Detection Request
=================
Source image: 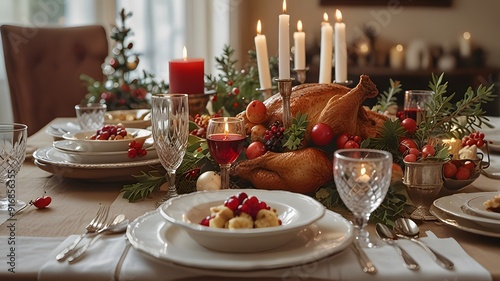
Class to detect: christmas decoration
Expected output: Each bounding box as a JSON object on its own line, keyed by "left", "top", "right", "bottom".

{"left": 81, "top": 9, "right": 167, "bottom": 110}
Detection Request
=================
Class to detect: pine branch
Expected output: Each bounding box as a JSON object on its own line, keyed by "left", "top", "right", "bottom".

{"left": 372, "top": 79, "right": 402, "bottom": 113}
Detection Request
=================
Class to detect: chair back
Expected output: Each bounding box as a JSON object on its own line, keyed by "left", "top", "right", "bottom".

{"left": 1, "top": 25, "right": 108, "bottom": 135}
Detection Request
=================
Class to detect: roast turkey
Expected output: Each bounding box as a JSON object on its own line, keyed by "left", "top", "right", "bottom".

{"left": 232, "top": 75, "right": 388, "bottom": 193}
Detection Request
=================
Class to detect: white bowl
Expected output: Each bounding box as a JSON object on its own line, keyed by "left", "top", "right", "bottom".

{"left": 53, "top": 139, "right": 157, "bottom": 164}
{"left": 62, "top": 128, "right": 151, "bottom": 152}
{"left": 105, "top": 109, "right": 151, "bottom": 129}
{"left": 159, "top": 189, "right": 326, "bottom": 253}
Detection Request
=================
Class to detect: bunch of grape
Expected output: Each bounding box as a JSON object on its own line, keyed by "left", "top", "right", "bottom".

{"left": 461, "top": 131, "right": 485, "bottom": 148}
{"left": 263, "top": 120, "right": 285, "bottom": 152}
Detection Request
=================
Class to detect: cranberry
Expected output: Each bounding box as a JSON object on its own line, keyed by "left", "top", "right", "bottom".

{"left": 32, "top": 196, "right": 51, "bottom": 209}
{"left": 200, "top": 216, "right": 211, "bottom": 226}
{"left": 128, "top": 148, "right": 137, "bottom": 158}
{"left": 236, "top": 192, "right": 248, "bottom": 204}
{"left": 224, "top": 197, "right": 240, "bottom": 211}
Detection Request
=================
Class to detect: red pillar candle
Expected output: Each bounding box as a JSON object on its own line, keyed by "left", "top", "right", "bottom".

{"left": 169, "top": 47, "right": 205, "bottom": 94}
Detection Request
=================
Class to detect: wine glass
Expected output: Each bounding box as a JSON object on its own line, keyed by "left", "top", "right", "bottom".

{"left": 0, "top": 123, "right": 28, "bottom": 213}
{"left": 333, "top": 148, "right": 392, "bottom": 248}
{"left": 206, "top": 117, "right": 246, "bottom": 189}
{"left": 151, "top": 94, "right": 189, "bottom": 201}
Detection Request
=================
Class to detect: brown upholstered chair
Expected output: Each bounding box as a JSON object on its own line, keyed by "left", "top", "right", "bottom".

{"left": 1, "top": 25, "right": 108, "bottom": 135}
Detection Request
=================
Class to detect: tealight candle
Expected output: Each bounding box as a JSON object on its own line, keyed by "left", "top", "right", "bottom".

{"left": 442, "top": 138, "right": 461, "bottom": 159}
{"left": 169, "top": 46, "right": 204, "bottom": 95}
{"left": 356, "top": 166, "right": 371, "bottom": 183}
{"left": 390, "top": 44, "right": 404, "bottom": 69}
{"left": 319, "top": 13, "right": 333, "bottom": 84}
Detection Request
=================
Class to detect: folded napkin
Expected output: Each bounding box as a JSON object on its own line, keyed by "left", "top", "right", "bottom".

{"left": 0, "top": 236, "right": 65, "bottom": 280}
{"left": 36, "top": 232, "right": 492, "bottom": 281}
{"left": 38, "top": 235, "right": 128, "bottom": 281}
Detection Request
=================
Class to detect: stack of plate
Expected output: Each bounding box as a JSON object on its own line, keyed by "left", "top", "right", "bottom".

{"left": 34, "top": 128, "right": 161, "bottom": 182}
{"left": 431, "top": 192, "right": 500, "bottom": 237}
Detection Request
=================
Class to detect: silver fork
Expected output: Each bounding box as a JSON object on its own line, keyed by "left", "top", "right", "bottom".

{"left": 56, "top": 205, "right": 110, "bottom": 261}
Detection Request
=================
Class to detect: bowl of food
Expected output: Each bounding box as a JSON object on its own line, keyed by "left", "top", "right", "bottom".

{"left": 105, "top": 109, "right": 151, "bottom": 129}
{"left": 443, "top": 158, "right": 484, "bottom": 191}
{"left": 159, "top": 189, "right": 326, "bottom": 253}
{"left": 62, "top": 124, "right": 151, "bottom": 152}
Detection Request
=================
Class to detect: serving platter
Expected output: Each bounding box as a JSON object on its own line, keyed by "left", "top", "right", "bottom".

{"left": 127, "top": 209, "right": 353, "bottom": 270}
{"left": 33, "top": 146, "right": 161, "bottom": 182}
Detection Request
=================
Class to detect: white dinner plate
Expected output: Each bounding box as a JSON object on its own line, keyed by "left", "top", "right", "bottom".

{"left": 464, "top": 194, "right": 500, "bottom": 220}
{"left": 127, "top": 209, "right": 353, "bottom": 271}
{"left": 33, "top": 146, "right": 161, "bottom": 181}
{"left": 433, "top": 192, "right": 500, "bottom": 230}
{"left": 430, "top": 205, "right": 500, "bottom": 238}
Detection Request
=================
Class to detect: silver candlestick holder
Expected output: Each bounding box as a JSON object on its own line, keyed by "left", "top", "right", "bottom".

{"left": 293, "top": 67, "right": 309, "bottom": 84}
{"left": 333, "top": 80, "right": 353, "bottom": 87}
{"left": 275, "top": 78, "right": 295, "bottom": 129}
{"left": 257, "top": 87, "right": 274, "bottom": 100}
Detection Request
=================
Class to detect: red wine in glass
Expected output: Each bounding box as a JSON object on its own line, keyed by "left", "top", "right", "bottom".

{"left": 207, "top": 133, "right": 246, "bottom": 165}
{"left": 404, "top": 108, "right": 426, "bottom": 124}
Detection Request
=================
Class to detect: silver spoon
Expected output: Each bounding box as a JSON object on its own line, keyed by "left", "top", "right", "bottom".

{"left": 375, "top": 223, "right": 419, "bottom": 270}
{"left": 395, "top": 218, "right": 454, "bottom": 270}
{"left": 68, "top": 214, "right": 128, "bottom": 263}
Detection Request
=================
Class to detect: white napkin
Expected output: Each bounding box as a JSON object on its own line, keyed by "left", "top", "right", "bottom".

{"left": 24, "top": 232, "right": 492, "bottom": 281}
{"left": 0, "top": 236, "right": 64, "bottom": 280}
{"left": 38, "top": 235, "right": 127, "bottom": 281}
{"left": 118, "top": 232, "right": 491, "bottom": 281}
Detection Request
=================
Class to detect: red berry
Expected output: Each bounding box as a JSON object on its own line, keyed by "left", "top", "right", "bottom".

{"left": 237, "top": 192, "right": 248, "bottom": 204}
{"left": 138, "top": 148, "right": 147, "bottom": 157}
{"left": 401, "top": 118, "right": 417, "bottom": 134}
{"left": 404, "top": 154, "right": 417, "bottom": 162}
{"left": 127, "top": 148, "right": 137, "bottom": 158}
{"left": 443, "top": 162, "right": 458, "bottom": 178}
{"left": 32, "top": 196, "right": 51, "bottom": 209}
{"left": 455, "top": 167, "right": 471, "bottom": 180}
{"left": 224, "top": 197, "right": 240, "bottom": 211}
{"left": 200, "top": 215, "right": 211, "bottom": 226}
{"left": 344, "top": 140, "right": 360, "bottom": 149}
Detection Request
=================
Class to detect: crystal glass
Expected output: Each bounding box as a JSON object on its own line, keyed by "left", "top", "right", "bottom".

{"left": 0, "top": 123, "right": 28, "bottom": 212}
{"left": 75, "top": 103, "right": 107, "bottom": 130}
{"left": 151, "top": 94, "right": 189, "bottom": 201}
{"left": 206, "top": 117, "right": 246, "bottom": 189}
{"left": 403, "top": 90, "right": 434, "bottom": 124}
{"left": 333, "top": 149, "right": 392, "bottom": 248}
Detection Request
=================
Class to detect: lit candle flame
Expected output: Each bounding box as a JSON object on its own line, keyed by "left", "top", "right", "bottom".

{"left": 323, "top": 12, "right": 329, "bottom": 22}
{"left": 182, "top": 46, "right": 187, "bottom": 60}
{"left": 282, "top": 0, "right": 287, "bottom": 14}
{"left": 257, "top": 20, "right": 262, "bottom": 35}
{"left": 335, "top": 9, "right": 342, "bottom": 23}
{"left": 361, "top": 166, "right": 366, "bottom": 175}
{"left": 297, "top": 20, "right": 303, "bottom": 32}
{"left": 396, "top": 44, "right": 403, "bottom": 52}
{"left": 463, "top": 31, "right": 471, "bottom": 40}
{"left": 224, "top": 118, "right": 229, "bottom": 139}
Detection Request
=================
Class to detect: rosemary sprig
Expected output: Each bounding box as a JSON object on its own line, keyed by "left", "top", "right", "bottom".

{"left": 372, "top": 79, "right": 402, "bottom": 113}
{"left": 415, "top": 73, "right": 496, "bottom": 144}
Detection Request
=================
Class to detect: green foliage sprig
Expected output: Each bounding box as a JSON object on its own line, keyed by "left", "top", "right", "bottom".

{"left": 415, "top": 73, "right": 495, "bottom": 144}
{"left": 283, "top": 112, "right": 308, "bottom": 151}
{"left": 206, "top": 45, "right": 278, "bottom": 116}
{"left": 372, "top": 79, "right": 402, "bottom": 113}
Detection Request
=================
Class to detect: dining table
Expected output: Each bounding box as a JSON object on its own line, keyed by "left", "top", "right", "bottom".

{"left": 0, "top": 117, "right": 499, "bottom": 281}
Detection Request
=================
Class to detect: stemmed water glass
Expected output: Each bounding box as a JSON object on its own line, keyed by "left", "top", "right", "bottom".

{"left": 333, "top": 148, "right": 392, "bottom": 248}
{"left": 151, "top": 94, "right": 189, "bottom": 201}
{"left": 0, "top": 123, "right": 28, "bottom": 213}
{"left": 206, "top": 117, "right": 246, "bottom": 189}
